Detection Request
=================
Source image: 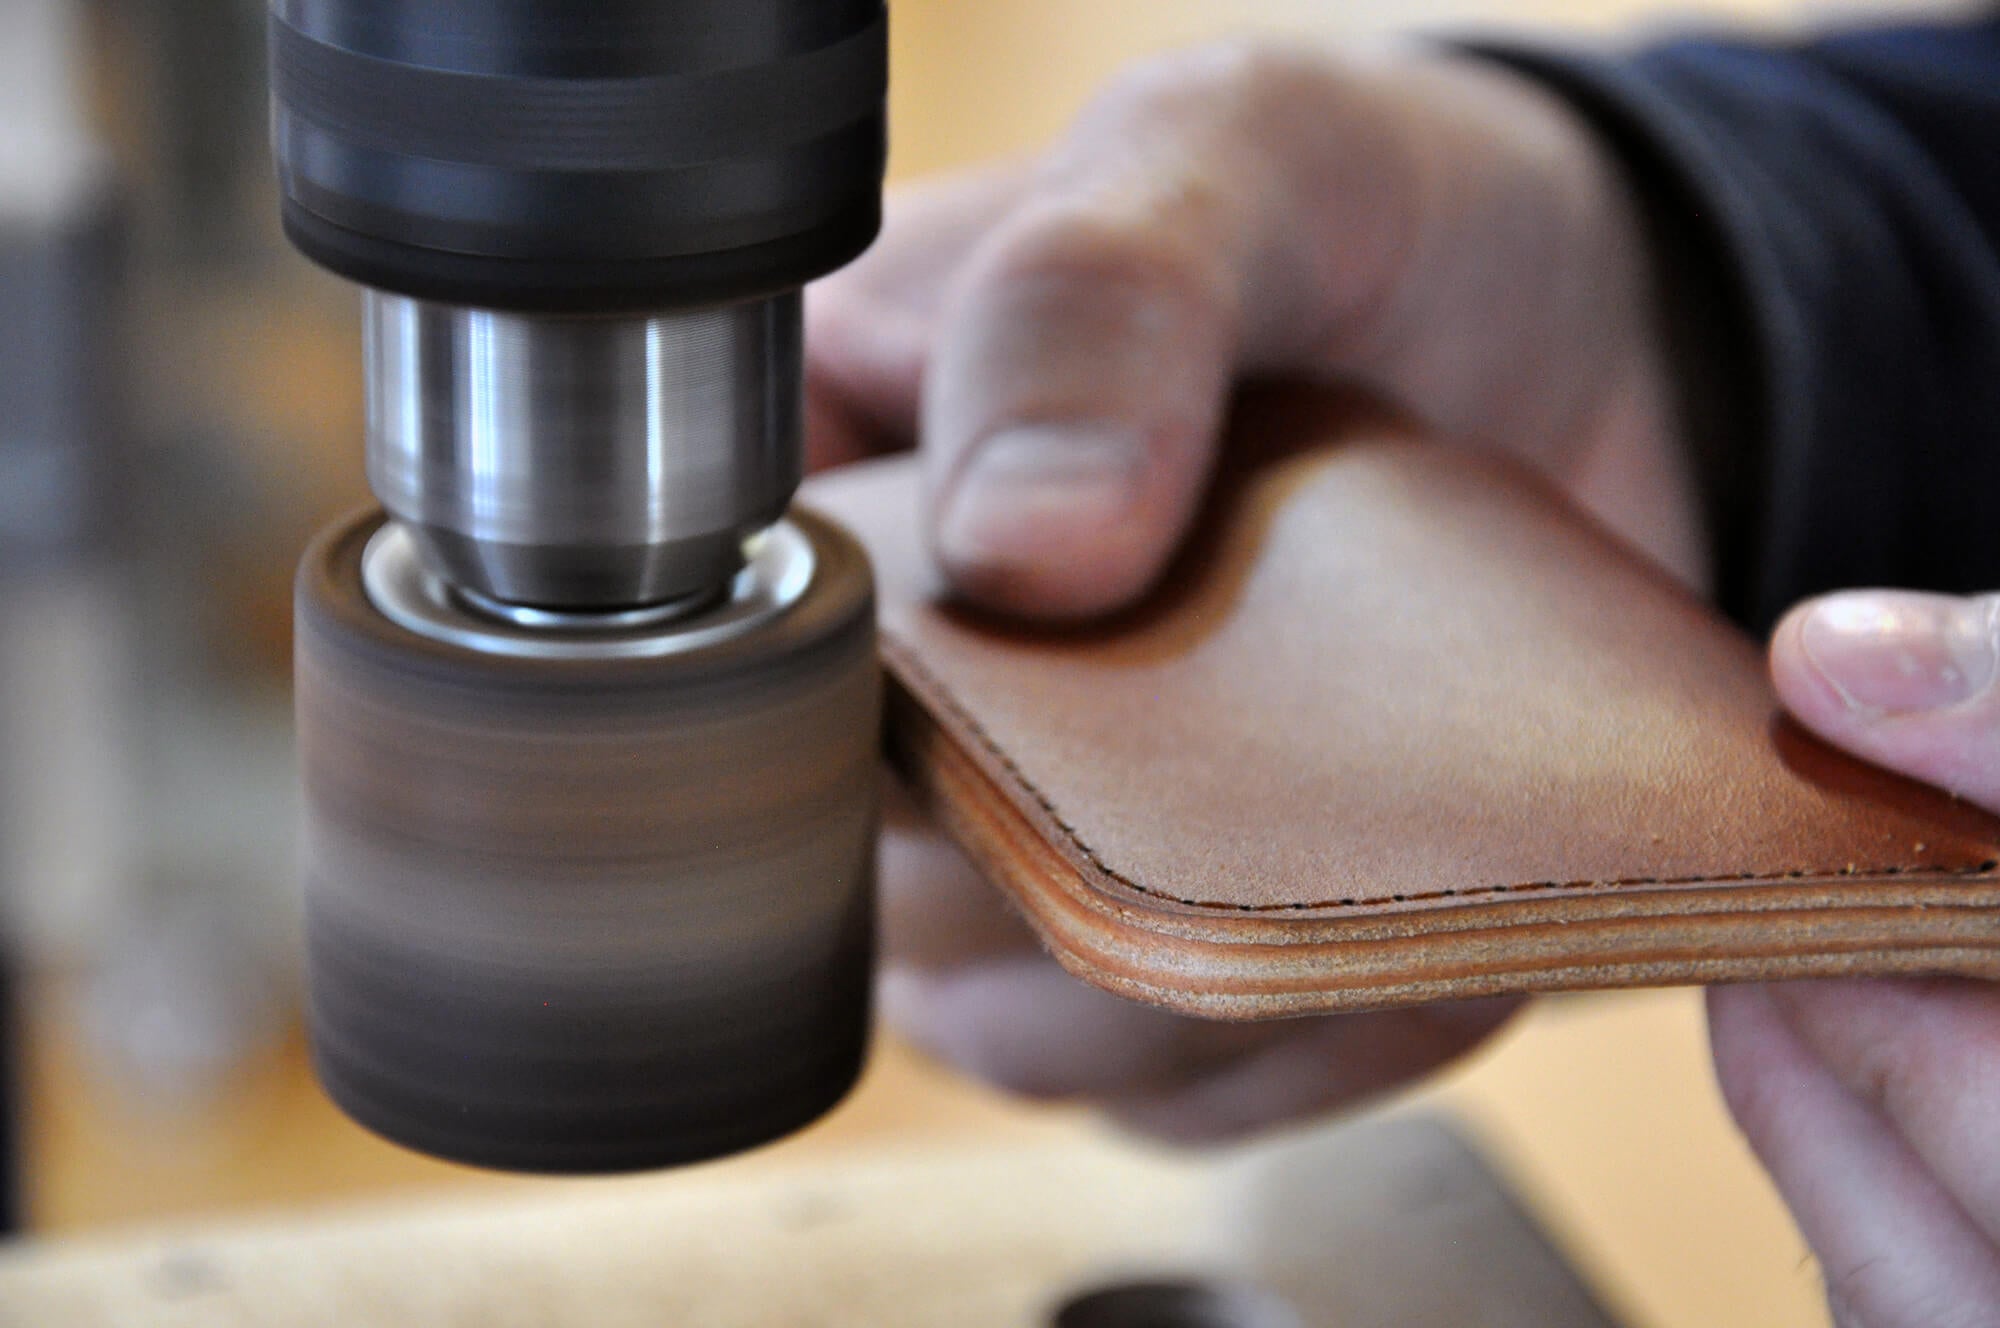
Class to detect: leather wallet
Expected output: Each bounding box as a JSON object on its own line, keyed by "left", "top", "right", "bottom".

{"left": 801, "top": 393, "right": 2000, "bottom": 1018}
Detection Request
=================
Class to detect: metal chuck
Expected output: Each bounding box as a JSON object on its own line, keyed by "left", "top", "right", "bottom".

{"left": 294, "top": 508, "right": 879, "bottom": 1173}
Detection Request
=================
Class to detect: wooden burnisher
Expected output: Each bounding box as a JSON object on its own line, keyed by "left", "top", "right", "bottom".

{"left": 294, "top": 509, "right": 880, "bottom": 1173}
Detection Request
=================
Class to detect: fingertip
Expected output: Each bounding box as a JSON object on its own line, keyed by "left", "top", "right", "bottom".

{"left": 930, "top": 525, "right": 1174, "bottom": 622}
{"left": 1768, "top": 591, "right": 2000, "bottom": 808}
{"left": 928, "top": 423, "right": 1198, "bottom": 621}
{"left": 915, "top": 186, "right": 1240, "bottom": 622}
{"left": 1765, "top": 595, "right": 1867, "bottom": 742}
{"left": 1766, "top": 598, "right": 1825, "bottom": 712}
{"left": 1774, "top": 591, "right": 2000, "bottom": 717}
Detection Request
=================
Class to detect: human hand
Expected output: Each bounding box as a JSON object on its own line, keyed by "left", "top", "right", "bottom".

{"left": 1709, "top": 592, "right": 2000, "bottom": 1326}
{"left": 808, "top": 42, "right": 1703, "bottom": 1138}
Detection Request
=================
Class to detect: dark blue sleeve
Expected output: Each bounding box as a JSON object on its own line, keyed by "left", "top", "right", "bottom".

{"left": 1477, "top": 21, "right": 2000, "bottom": 633}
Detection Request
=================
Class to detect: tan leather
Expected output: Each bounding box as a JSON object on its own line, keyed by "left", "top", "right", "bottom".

{"left": 801, "top": 394, "right": 2000, "bottom": 1018}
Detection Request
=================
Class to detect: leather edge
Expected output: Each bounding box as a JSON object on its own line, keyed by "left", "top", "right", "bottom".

{"left": 884, "top": 650, "right": 2000, "bottom": 1019}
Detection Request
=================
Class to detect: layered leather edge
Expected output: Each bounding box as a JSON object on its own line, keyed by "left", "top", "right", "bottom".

{"left": 885, "top": 643, "right": 2000, "bottom": 1019}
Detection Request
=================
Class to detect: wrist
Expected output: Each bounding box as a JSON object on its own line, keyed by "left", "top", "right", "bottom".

{"left": 1453, "top": 42, "right": 1768, "bottom": 616}
{"left": 1348, "top": 51, "right": 1705, "bottom": 585}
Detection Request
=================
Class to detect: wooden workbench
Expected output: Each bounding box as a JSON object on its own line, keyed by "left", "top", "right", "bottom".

{"left": 1, "top": 1113, "right": 1621, "bottom": 1328}
{"left": 14, "top": 989, "right": 1828, "bottom": 1326}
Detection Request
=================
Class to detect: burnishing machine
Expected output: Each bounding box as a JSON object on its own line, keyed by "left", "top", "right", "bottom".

{"left": 270, "top": 1, "right": 889, "bottom": 1172}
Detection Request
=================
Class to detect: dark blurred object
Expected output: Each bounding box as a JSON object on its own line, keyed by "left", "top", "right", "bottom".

{"left": 0, "top": 0, "right": 131, "bottom": 1236}
{"left": 0, "top": 189, "right": 127, "bottom": 567}
{"left": 1, "top": 0, "right": 300, "bottom": 1217}
{"left": 103, "top": 0, "right": 267, "bottom": 270}
{"left": 0, "top": 5, "right": 125, "bottom": 567}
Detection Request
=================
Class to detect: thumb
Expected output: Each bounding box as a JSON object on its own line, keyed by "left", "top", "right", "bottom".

{"left": 1770, "top": 590, "right": 2000, "bottom": 811}
{"left": 921, "top": 205, "right": 1239, "bottom": 620}
{"left": 915, "top": 44, "right": 1654, "bottom": 621}
{"left": 918, "top": 47, "right": 1415, "bottom": 620}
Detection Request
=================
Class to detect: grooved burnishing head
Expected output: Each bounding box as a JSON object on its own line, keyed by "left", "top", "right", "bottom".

{"left": 293, "top": 509, "right": 881, "bottom": 1173}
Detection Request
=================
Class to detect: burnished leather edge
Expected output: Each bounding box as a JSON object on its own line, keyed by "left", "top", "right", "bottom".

{"left": 885, "top": 642, "right": 2000, "bottom": 1019}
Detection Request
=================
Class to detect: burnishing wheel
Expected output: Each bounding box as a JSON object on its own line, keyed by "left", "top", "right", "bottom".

{"left": 295, "top": 509, "right": 880, "bottom": 1173}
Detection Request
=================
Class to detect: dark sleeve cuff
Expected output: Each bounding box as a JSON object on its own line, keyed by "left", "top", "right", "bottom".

{"left": 1457, "top": 26, "right": 2000, "bottom": 631}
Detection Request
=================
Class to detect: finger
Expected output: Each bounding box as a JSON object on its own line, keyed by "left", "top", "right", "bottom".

{"left": 877, "top": 958, "right": 1291, "bottom": 1102}
{"left": 1107, "top": 997, "right": 1520, "bottom": 1145}
{"left": 918, "top": 46, "right": 1669, "bottom": 621}
{"left": 806, "top": 164, "right": 1034, "bottom": 471}
{"left": 877, "top": 775, "right": 1041, "bottom": 972}
{"left": 1769, "top": 590, "right": 2000, "bottom": 810}
{"left": 1766, "top": 979, "right": 2000, "bottom": 1247}
{"left": 918, "top": 45, "right": 1421, "bottom": 621}
{"left": 1708, "top": 985, "right": 2000, "bottom": 1326}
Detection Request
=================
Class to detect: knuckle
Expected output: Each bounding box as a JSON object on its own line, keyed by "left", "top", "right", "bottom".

{"left": 1845, "top": 1037, "right": 1921, "bottom": 1121}
{"left": 1785, "top": 989, "right": 1941, "bottom": 1130}
{"left": 1000, "top": 40, "right": 1390, "bottom": 343}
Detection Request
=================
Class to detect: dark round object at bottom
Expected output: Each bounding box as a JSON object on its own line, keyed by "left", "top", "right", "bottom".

{"left": 294, "top": 509, "right": 879, "bottom": 1173}
{"left": 1053, "top": 1281, "right": 1302, "bottom": 1328}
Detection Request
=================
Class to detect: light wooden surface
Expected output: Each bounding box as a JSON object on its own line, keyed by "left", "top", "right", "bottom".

{"left": 0, "top": 1115, "right": 1623, "bottom": 1328}
{"left": 21, "top": 983, "right": 1829, "bottom": 1327}
{"left": 19, "top": 984, "right": 1077, "bottom": 1232}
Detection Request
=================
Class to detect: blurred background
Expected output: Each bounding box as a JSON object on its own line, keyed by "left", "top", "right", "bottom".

{"left": 0, "top": 0, "right": 1977, "bottom": 1324}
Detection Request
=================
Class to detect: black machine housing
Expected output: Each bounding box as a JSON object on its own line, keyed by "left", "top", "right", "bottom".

{"left": 269, "top": 0, "right": 888, "bottom": 311}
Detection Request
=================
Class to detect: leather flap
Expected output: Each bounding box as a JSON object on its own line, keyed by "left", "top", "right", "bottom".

{"left": 803, "top": 398, "right": 2000, "bottom": 1016}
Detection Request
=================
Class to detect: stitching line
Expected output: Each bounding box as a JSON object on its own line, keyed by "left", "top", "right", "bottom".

{"left": 884, "top": 637, "right": 2000, "bottom": 914}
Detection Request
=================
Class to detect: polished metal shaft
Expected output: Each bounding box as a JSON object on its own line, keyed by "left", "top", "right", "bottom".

{"left": 364, "top": 291, "right": 803, "bottom": 610}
